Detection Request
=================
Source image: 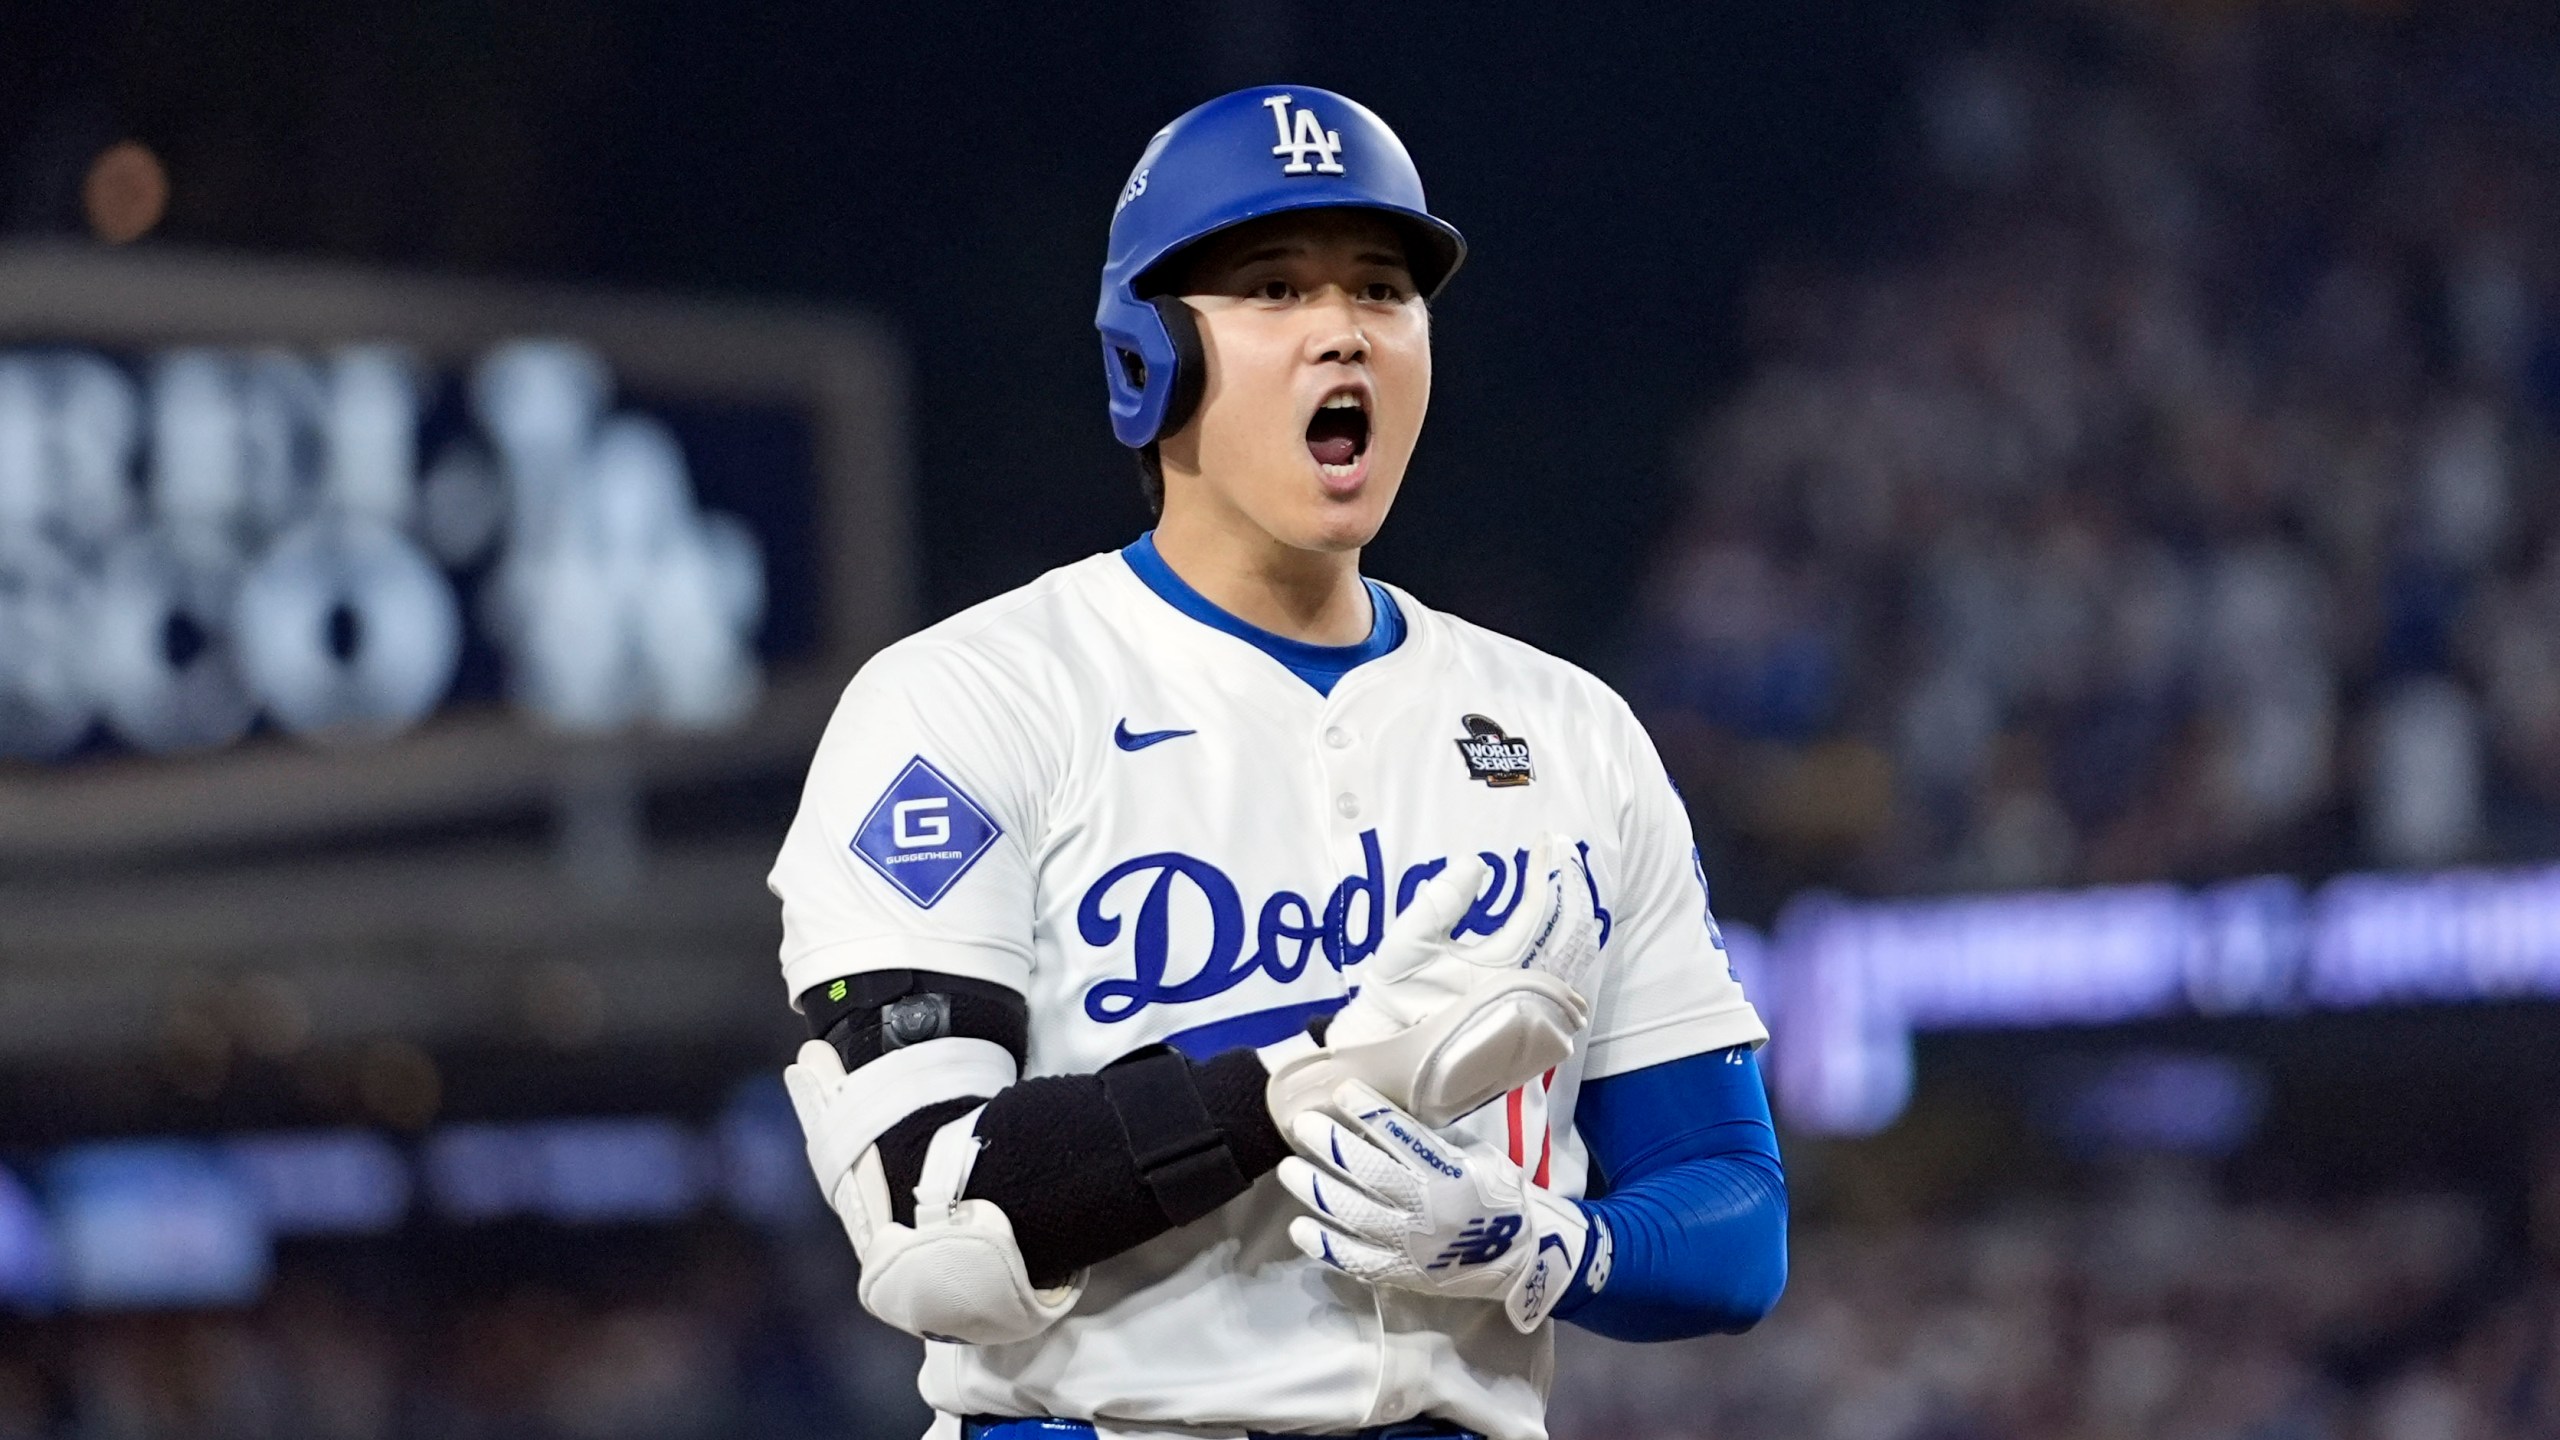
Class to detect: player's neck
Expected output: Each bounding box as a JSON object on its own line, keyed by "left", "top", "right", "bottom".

{"left": 1147, "top": 512, "right": 1371, "bottom": 647}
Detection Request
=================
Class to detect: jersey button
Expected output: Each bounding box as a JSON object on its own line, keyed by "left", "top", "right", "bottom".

{"left": 1334, "top": 793, "right": 1360, "bottom": 819}
{"left": 1323, "top": 725, "right": 1352, "bottom": 749}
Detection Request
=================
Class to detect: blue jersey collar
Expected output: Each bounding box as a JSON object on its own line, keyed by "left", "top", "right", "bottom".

{"left": 1121, "top": 532, "right": 1404, "bottom": 696}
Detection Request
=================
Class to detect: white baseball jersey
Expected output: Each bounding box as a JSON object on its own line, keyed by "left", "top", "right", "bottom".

{"left": 767, "top": 544, "right": 1764, "bottom": 1440}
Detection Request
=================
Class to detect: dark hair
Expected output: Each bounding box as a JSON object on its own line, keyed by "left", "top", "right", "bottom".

{"left": 1134, "top": 443, "right": 1165, "bottom": 518}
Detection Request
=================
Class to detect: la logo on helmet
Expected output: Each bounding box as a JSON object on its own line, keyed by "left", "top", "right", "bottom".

{"left": 1261, "top": 95, "right": 1346, "bottom": 176}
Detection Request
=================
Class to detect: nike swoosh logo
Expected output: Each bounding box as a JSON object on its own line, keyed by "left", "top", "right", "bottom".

{"left": 1114, "top": 720, "right": 1196, "bottom": 752}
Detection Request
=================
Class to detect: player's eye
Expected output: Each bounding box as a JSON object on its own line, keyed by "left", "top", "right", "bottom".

{"left": 1253, "top": 278, "right": 1294, "bottom": 301}
{"left": 1361, "top": 281, "right": 1406, "bottom": 303}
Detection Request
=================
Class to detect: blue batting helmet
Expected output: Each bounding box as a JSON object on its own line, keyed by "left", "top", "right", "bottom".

{"left": 1097, "top": 85, "right": 1467, "bottom": 449}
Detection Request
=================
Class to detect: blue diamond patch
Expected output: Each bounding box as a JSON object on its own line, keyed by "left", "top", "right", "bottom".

{"left": 850, "top": 757, "right": 1002, "bottom": 909}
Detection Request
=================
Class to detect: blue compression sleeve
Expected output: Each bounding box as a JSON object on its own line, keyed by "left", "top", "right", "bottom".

{"left": 1553, "top": 1046, "right": 1788, "bottom": 1341}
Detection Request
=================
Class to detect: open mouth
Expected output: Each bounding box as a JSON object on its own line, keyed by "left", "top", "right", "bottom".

{"left": 1305, "top": 391, "right": 1371, "bottom": 476}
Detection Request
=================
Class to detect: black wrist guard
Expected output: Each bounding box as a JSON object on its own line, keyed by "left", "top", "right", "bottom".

{"left": 1099, "top": 1044, "right": 1253, "bottom": 1228}
{"left": 869, "top": 1043, "right": 1289, "bottom": 1288}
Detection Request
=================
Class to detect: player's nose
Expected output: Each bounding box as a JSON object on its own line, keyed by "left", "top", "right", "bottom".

{"left": 1302, "top": 290, "right": 1369, "bottom": 367}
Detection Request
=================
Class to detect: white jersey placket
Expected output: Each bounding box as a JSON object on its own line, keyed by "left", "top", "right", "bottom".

{"left": 1299, "top": 633, "right": 1441, "bottom": 1429}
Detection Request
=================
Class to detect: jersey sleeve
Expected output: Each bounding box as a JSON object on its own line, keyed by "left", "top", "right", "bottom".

{"left": 1580, "top": 700, "right": 1767, "bottom": 1080}
{"left": 766, "top": 643, "right": 1046, "bottom": 1002}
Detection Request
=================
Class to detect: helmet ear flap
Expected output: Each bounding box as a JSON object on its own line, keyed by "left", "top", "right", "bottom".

{"left": 1148, "top": 296, "right": 1207, "bottom": 443}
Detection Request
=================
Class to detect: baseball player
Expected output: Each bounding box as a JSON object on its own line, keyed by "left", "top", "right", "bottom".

{"left": 769, "top": 85, "right": 1788, "bottom": 1440}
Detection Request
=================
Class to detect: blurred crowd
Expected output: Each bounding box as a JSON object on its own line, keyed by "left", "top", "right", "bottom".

{"left": 1551, "top": 1167, "right": 2560, "bottom": 1440}
{"left": 1635, "top": 2, "right": 2560, "bottom": 913}
{"left": 3, "top": 1172, "right": 2552, "bottom": 1440}
{"left": 0, "top": 1225, "right": 934, "bottom": 1440}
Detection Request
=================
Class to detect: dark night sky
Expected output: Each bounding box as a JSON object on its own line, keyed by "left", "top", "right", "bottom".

{"left": 1, "top": 0, "right": 1970, "bottom": 661}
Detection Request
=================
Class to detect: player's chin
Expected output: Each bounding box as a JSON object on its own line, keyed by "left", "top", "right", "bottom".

{"left": 1292, "top": 477, "right": 1397, "bottom": 552}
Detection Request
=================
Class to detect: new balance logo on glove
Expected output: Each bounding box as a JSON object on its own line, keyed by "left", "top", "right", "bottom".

{"left": 1429, "top": 1215, "right": 1523, "bottom": 1270}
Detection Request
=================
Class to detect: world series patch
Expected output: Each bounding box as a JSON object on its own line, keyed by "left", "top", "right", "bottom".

{"left": 1454, "top": 714, "right": 1534, "bottom": 787}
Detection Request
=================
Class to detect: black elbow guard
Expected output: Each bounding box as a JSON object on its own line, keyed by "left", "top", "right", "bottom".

{"left": 796, "top": 970, "right": 1031, "bottom": 1231}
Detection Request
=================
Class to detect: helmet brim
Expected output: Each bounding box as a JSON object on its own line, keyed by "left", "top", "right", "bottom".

{"left": 1127, "top": 196, "right": 1467, "bottom": 302}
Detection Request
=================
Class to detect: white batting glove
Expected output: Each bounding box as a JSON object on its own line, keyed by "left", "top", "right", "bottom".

{"left": 1277, "top": 1080, "right": 1604, "bottom": 1334}
{"left": 1266, "top": 833, "right": 1601, "bottom": 1130}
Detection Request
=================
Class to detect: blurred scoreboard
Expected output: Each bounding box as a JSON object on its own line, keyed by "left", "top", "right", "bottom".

{"left": 0, "top": 242, "right": 909, "bottom": 862}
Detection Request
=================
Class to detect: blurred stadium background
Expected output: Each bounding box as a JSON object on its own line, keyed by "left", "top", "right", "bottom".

{"left": 6, "top": 1, "right": 2560, "bottom": 1437}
